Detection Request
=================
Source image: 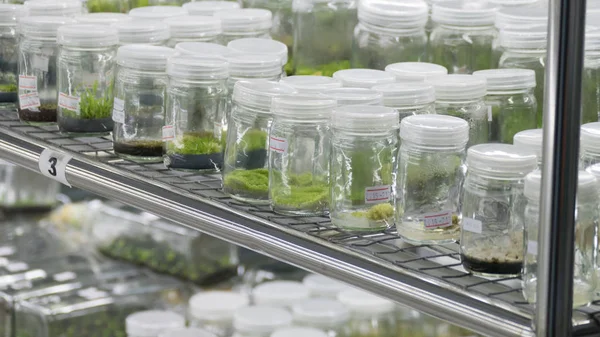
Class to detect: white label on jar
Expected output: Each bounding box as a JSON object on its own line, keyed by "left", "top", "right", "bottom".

{"left": 32, "top": 54, "right": 49, "bottom": 72}
{"left": 6, "top": 262, "right": 28, "bottom": 273}
{"left": 462, "top": 217, "right": 483, "bottom": 234}
{"left": 38, "top": 148, "right": 72, "bottom": 187}
{"left": 528, "top": 240, "right": 538, "bottom": 256}
{"left": 364, "top": 185, "right": 391, "bottom": 204}
{"left": 112, "top": 97, "right": 125, "bottom": 123}
{"left": 18, "top": 93, "right": 41, "bottom": 109}
{"left": 58, "top": 92, "right": 80, "bottom": 112}
{"left": 162, "top": 125, "right": 175, "bottom": 141}
{"left": 487, "top": 105, "right": 493, "bottom": 122}
{"left": 423, "top": 211, "right": 453, "bottom": 229}
{"left": 269, "top": 136, "right": 288, "bottom": 153}
{"left": 18, "top": 75, "right": 37, "bottom": 91}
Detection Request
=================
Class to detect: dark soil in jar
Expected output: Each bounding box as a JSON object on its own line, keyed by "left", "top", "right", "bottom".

{"left": 237, "top": 149, "right": 267, "bottom": 170}
{"left": 0, "top": 204, "right": 54, "bottom": 215}
{"left": 0, "top": 92, "right": 16, "bottom": 103}
{"left": 165, "top": 152, "right": 222, "bottom": 170}
{"left": 58, "top": 116, "right": 113, "bottom": 134}
{"left": 461, "top": 253, "right": 522, "bottom": 276}
{"left": 18, "top": 104, "right": 57, "bottom": 123}
{"left": 113, "top": 140, "right": 163, "bottom": 158}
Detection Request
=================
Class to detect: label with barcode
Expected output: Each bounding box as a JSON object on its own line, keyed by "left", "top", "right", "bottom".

{"left": 269, "top": 136, "right": 288, "bottom": 153}
{"left": 6, "top": 262, "right": 28, "bottom": 273}
{"left": 162, "top": 125, "right": 174, "bottom": 141}
{"left": 112, "top": 97, "right": 125, "bottom": 123}
{"left": 58, "top": 92, "right": 80, "bottom": 112}
{"left": 18, "top": 75, "right": 37, "bottom": 91}
{"left": 423, "top": 211, "right": 453, "bottom": 229}
{"left": 527, "top": 240, "right": 538, "bottom": 255}
{"left": 462, "top": 217, "right": 483, "bottom": 234}
{"left": 32, "top": 54, "right": 49, "bottom": 72}
{"left": 365, "top": 185, "right": 391, "bottom": 204}
{"left": 18, "top": 93, "right": 41, "bottom": 109}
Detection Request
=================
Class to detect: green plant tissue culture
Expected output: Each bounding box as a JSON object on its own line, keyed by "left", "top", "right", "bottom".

{"left": 168, "top": 132, "right": 221, "bottom": 155}
{"left": 271, "top": 172, "right": 329, "bottom": 211}
{"left": 223, "top": 168, "right": 269, "bottom": 199}
{"left": 404, "top": 154, "right": 461, "bottom": 210}
{"left": 62, "top": 81, "right": 113, "bottom": 120}
{"left": 488, "top": 103, "right": 537, "bottom": 144}
{"left": 86, "top": 0, "right": 123, "bottom": 12}
{"left": 582, "top": 67, "right": 600, "bottom": 124}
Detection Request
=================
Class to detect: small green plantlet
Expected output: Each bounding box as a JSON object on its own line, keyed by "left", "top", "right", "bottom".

{"left": 0, "top": 83, "right": 17, "bottom": 93}
{"left": 168, "top": 132, "right": 221, "bottom": 155}
{"left": 365, "top": 203, "right": 394, "bottom": 221}
{"left": 242, "top": 129, "right": 267, "bottom": 151}
{"left": 63, "top": 81, "right": 113, "bottom": 120}
{"left": 223, "top": 168, "right": 269, "bottom": 199}
{"left": 271, "top": 172, "right": 329, "bottom": 212}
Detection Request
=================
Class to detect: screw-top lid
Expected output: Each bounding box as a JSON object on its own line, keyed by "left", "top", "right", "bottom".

{"left": 302, "top": 274, "right": 348, "bottom": 298}
{"left": 164, "top": 15, "right": 221, "bottom": 39}
{"left": 0, "top": 4, "right": 26, "bottom": 26}
{"left": 499, "top": 24, "right": 547, "bottom": 50}
{"left": 233, "top": 306, "right": 292, "bottom": 334}
{"left": 271, "top": 327, "right": 329, "bottom": 337}
{"left": 331, "top": 105, "right": 399, "bottom": 134}
{"left": 253, "top": 281, "right": 311, "bottom": 308}
{"left": 232, "top": 80, "right": 297, "bottom": 112}
{"left": 292, "top": 299, "right": 350, "bottom": 326}
{"left": 280, "top": 76, "right": 342, "bottom": 94}
{"left": 337, "top": 288, "right": 396, "bottom": 316}
{"left": 24, "top": 0, "right": 81, "bottom": 17}
{"left": 271, "top": 94, "right": 336, "bottom": 120}
{"left": 19, "top": 16, "right": 77, "bottom": 39}
{"left": 167, "top": 55, "right": 228, "bottom": 80}
{"left": 333, "top": 69, "right": 395, "bottom": 88}
{"left": 183, "top": 0, "right": 240, "bottom": 16}
{"left": 428, "top": 74, "right": 486, "bottom": 100}
{"left": 321, "top": 88, "right": 383, "bottom": 106}
{"left": 58, "top": 24, "right": 118, "bottom": 47}
{"left": 117, "top": 45, "right": 175, "bottom": 70}
{"left": 473, "top": 69, "right": 536, "bottom": 93}
{"left": 76, "top": 13, "right": 132, "bottom": 25}
{"left": 358, "top": 0, "right": 428, "bottom": 32}
{"left": 525, "top": 170, "right": 598, "bottom": 201}
{"left": 227, "top": 54, "right": 283, "bottom": 78}
{"left": 384, "top": 62, "right": 448, "bottom": 82}
{"left": 495, "top": 5, "right": 548, "bottom": 30}
{"left": 581, "top": 122, "right": 600, "bottom": 154}
{"left": 489, "top": 0, "right": 537, "bottom": 6}
{"left": 400, "top": 114, "right": 469, "bottom": 148}
{"left": 188, "top": 291, "right": 250, "bottom": 322}
{"left": 114, "top": 21, "right": 169, "bottom": 45}
{"left": 431, "top": 1, "right": 497, "bottom": 27}
{"left": 513, "top": 128, "right": 543, "bottom": 161}
{"left": 129, "top": 6, "right": 187, "bottom": 21}
{"left": 466, "top": 143, "right": 537, "bottom": 177}
{"left": 213, "top": 8, "right": 272, "bottom": 34}
{"left": 159, "top": 328, "right": 216, "bottom": 337}
{"left": 126, "top": 310, "right": 186, "bottom": 337}
{"left": 227, "top": 38, "right": 288, "bottom": 66}
{"left": 372, "top": 82, "right": 435, "bottom": 107}
{"left": 175, "top": 41, "right": 232, "bottom": 58}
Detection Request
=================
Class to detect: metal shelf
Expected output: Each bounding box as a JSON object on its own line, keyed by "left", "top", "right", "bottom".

{"left": 0, "top": 109, "right": 597, "bottom": 337}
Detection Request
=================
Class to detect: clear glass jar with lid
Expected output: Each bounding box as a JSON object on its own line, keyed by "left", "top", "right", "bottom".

{"left": 17, "top": 16, "right": 78, "bottom": 124}
{"left": 126, "top": 310, "right": 186, "bottom": 337}
{"left": 489, "top": 0, "right": 538, "bottom": 8}
{"left": 56, "top": 24, "right": 119, "bottom": 135}
{"left": 175, "top": 42, "right": 232, "bottom": 58}
{"left": 396, "top": 114, "right": 468, "bottom": 244}
{"left": 0, "top": 4, "right": 26, "bottom": 107}
{"left": 384, "top": 61, "right": 447, "bottom": 82}
{"left": 0, "top": 159, "right": 59, "bottom": 211}
{"left": 372, "top": 82, "right": 435, "bottom": 121}
{"left": 227, "top": 38, "right": 288, "bottom": 75}
{"left": 163, "top": 55, "right": 228, "bottom": 171}
{"left": 188, "top": 291, "right": 250, "bottom": 337}
{"left": 23, "top": 0, "right": 82, "bottom": 17}
{"left": 269, "top": 95, "right": 335, "bottom": 215}
{"left": 329, "top": 105, "right": 398, "bottom": 231}
{"left": 115, "top": 21, "right": 170, "bottom": 46}
{"left": 429, "top": 1, "right": 498, "bottom": 74}
{"left": 159, "top": 328, "right": 217, "bottom": 337}
{"left": 76, "top": 13, "right": 132, "bottom": 25}
{"left": 128, "top": 6, "right": 188, "bottom": 22}
{"left": 583, "top": 30, "right": 600, "bottom": 124}
{"left": 337, "top": 288, "right": 397, "bottom": 337}
{"left": 239, "top": 0, "right": 293, "bottom": 60}
{"left": 292, "top": 299, "right": 350, "bottom": 337}
{"left": 302, "top": 274, "right": 348, "bottom": 299}
{"left": 213, "top": 9, "right": 272, "bottom": 45}
{"left": 222, "top": 80, "right": 297, "bottom": 204}
{"left": 183, "top": 1, "right": 241, "bottom": 16}
{"left": 321, "top": 87, "right": 382, "bottom": 106}
{"left": 513, "top": 128, "right": 543, "bottom": 166}
{"left": 429, "top": 74, "right": 489, "bottom": 147}
{"left": 271, "top": 327, "right": 328, "bottom": 337}
{"left": 253, "top": 281, "right": 310, "bottom": 309}
{"left": 351, "top": 0, "right": 428, "bottom": 70}
{"left": 332, "top": 68, "right": 395, "bottom": 88}
{"left": 473, "top": 68, "right": 537, "bottom": 144}
{"left": 292, "top": 0, "right": 357, "bottom": 76}
{"left": 164, "top": 15, "right": 222, "bottom": 48}
{"left": 460, "top": 143, "right": 537, "bottom": 277}
{"left": 232, "top": 306, "right": 292, "bottom": 337}
{"left": 580, "top": 122, "right": 600, "bottom": 168}
{"left": 112, "top": 45, "right": 176, "bottom": 162}
{"left": 522, "top": 170, "right": 597, "bottom": 306}
{"left": 279, "top": 75, "right": 342, "bottom": 94}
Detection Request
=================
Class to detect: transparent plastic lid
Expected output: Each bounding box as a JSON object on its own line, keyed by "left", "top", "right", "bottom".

{"left": 302, "top": 274, "right": 348, "bottom": 297}
{"left": 358, "top": 0, "right": 428, "bottom": 31}
{"left": 227, "top": 38, "right": 288, "bottom": 66}
{"left": 233, "top": 306, "right": 292, "bottom": 334}
{"left": 581, "top": 122, "right": 600, "bottom": 153}
{"left": 114, "top": 21, "right": 169, "bottom": 45}
{"left": 372, "top": 82, "right": 435, "bottom": 107}
{"left": 337, "top": 288, "right": 396, "bottom": 315}
{"left": 271, "top": 94, "right": 336, "bottom": 120}
{"left": 174, "top": 42, "right": 232, "bottom": 58}
{"left": 126, "top": 310, "right": 186, "bottom": 337}
{"left": 495, "top": 5, "right": 548, "bottom": 30}
{"left": 164, "top": 15, "right": 221, "bottom": 39}
{"left": 292, "top": 299, "right": 350, "bottom": 325}
{"left": 271, "top": 327, "right": 329, "bottom": 337}
{"left": 167, "top": 55, "right": 228, "bottom": 80}
{"left": 280, "top": 76, "right": 342, "bottom": 94}
{"left": 183, "top": 0, "right": 240, "bottom": 16}
{"left": 116, "top": 45, "right": 176, "bottom": 70}
{"left": 213, "top": 8, "right": 272, "bottom": 33}
{"left": 332, "top": 69, "right": 395, "bottom": 88}
{"left": 0, "top": 4, "right": 26, "bottom": 26}
{"left": 331, "top": 105, "right": 399, "bottom": 134}
{"left": 499, "top": 24, "right": 548, "bottom": 50}
{"left": 232, "top": 80, "right": 297, "bottom": 112}
{"left": 24, "top": 0, "right": 81, "bottom": 17}
{"left": 321, "top": 88, "right": 383, "bottom": 106}
{"left": 129, "top": 6, "right": 188, "bottom": 21}
{"left": 525, "top": 170, "right": 598, "bottom": 201}
{"left": 513, "top": 128, "right": 543, "bottom": 161}
{"left": 431, "top": 1, "right": 497, "bottom": 27}
{"left": 227, "top": 54, "right": 282, "bottom": 78}
{"left": 19, "top": 16, "right": 77, "bottom": 39}
{"left": 466, "top": 143, "right": 538, "bottom": 177}
{"left": 384, "top": 62, "right": 448, "bottom": 82}
{"left": 57, "top": 24, "right": 118, "bottom": 47}
{"left": 428, "top": 74, "right": 486, "bottom": 100}
{"left": 253, "top": 281, "right": 311, "bottom": 308}
{"left": 400, "top": 114, "right": 469, "bottom": 147}
{"left": 473, "top": 69, "right": 536, "bottom": 92}
{"left": 188, "top": 291, "right": 250, "bottom": 322}
{"left": 76, "top": 13, "right": 132, "bottom": 25}
{"left": 159, "top": 328, "right": 216, "bottom": 337}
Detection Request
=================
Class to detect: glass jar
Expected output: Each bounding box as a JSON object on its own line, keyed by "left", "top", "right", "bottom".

{"left": 0, "top": 160, "right": 60, "bottom": 211}
{"left": 175, "top": 42, "right": 232, "bottom": 58}
{"left": 321, "top": 87, "right": 382, "bottom": 106}
{"left": 329, "top": 105, "right": 398, "bottom": 231}
{"left": 24, "top": 0, "right": 82, "bottom": 17}
{"left": 253, "top": 281, "right": 310, "bottom": 309}
{"left": 0, "top": 5, "right": 25, "bottom": 107}
{"left": 159, "top": 328, "right": 217, "bottom": 337}
{"left": 351, "top": 0, "right": 428, "bottom": 70}
{"left": 86, "top": 0, "right": 129, "bottom": 14}
{"left": 232, "top": 306, "right": 292, "bottom": 337}
{"left": 396, "top": 115, "right": 468, "bottom": 244}
{"left": 513, "top": 128, "right": 543, "bottom": 166}
{"left": 302, "top": 274, "right": 348, "bottom": 299}
{"left": 164, "top": 15, "right": 222, "bottom": 48}
{"left": 489, "top": 0, "right": 538, "bottom": 7}
{"left": 332, "top": 68, "right": 395, "bottom": 88}
{"left": 292, "top": 299, "right": 350, "bottom": 337}
{"left": 460, "top": 143, "right": 537, "bottom": 277}
{"left": 292, "top": 0, "right": 356, "bottom": 76}
{"left": 188, "top": 291, "right": 250, "bottom": 337}
{"left": 280, "top": 75, "right": 342, "bottom": 94}
{"left": 56, "top": 24, "right": 118, "bottom": 135}
{"left": 17, "top": 16, "right": 78, "bottom": 124}
{"left": 227, "top": 38, "right": 288, "bottom": 75}
{"left": 183, "top": 1, "right": 241, "bottom": 16}
{"left": 213, "top": 9, "right": 272, "bottom": 45}
{"left": 499, "top": 25, "right": 547, "bottom": 127}
{"left": 272, "top": 327, "right": 328, "bottom": 337}
{"left": 580, "top": 122, "right": 600, "bottom": 168}
{"left": 269, "top": 95, "right": 335, "bottom": 215}
{"left": 222, "top": 80, "right": 296, "bottom": 204}
{"left": 384, "top": 61, "right": 447, "bottom": 82}
{"left": 164, "top": 55, "right": 228, "bottom": 171}
{"left": 522, "top": 170, "right": 597, "bottom": 307}
{"left": 76, "top": 13, "right": 132, "bottom": 25}
{"left": 372, "top": 82, "right": 435, "bottom": 121}
{"left": 583, "top": 30, "right": 600, "bottom": 124}
{"left": 430, "top": 74, "right": 489, "bottom": 147}
{"left": 115, "top": 21, "right": 170, "bottom": 46}
{"left": 429, "top": 1, "right": 497, "bottom": 74}
{"left": 128, "top": 6, "right": 188, "bottom": 21}
{"left": 126, "top": 310, "right": 186, "bottom": 337}
{"left": 337, "top": 288, "right": 397, "bottom": 337}
{"left": 113, "top": 45, "right": 176, "bottom": 162}
{"left": 473, "top": 68, "right": 537, "bottom": 144}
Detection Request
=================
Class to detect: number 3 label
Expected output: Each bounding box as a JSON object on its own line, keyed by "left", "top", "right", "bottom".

{"left": 38, "top": 148, "right": 72, "bottom": 186}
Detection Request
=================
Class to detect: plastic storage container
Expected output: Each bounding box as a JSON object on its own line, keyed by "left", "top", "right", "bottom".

{"left": 163, "top": 55, "right": 228, "bottom": 171}
{"left": 332, "top": 68, "right": 395, "bottom": 88}
{"left": 460, "top": 144, "right": 537, "bottom": 276}
{"left": 112, "top": 45, "right": 175, "bottom": 162}
{"left": 0, "top": 5, "right": 25, "bottom": 107}
{"left": 17, "top": 16, "right": 78, "bottom": 124}
{"left": 213, "top": 9, "right": 272, "bottom": 45}
{"left": 580, "top": 122, "right": 600, "bottom": 168}
{"left": 513, "top": 128, "right": 543, "bottom": 166}
{"left": 291, "top": 299, "right": 350, "bottom": 337}
{"left": 292, "top": 0, "right": 357, "bottom": 76}
{"left": 114, "top": 21, "right": 170, "bottom": 46}
{"left": 337, "top": 288, "right": 397, "bottom": 337}
{"left": 76, "top": 13, "right": 132, "bottom": 25}
{"left": 395, "top": 115, "right": 468, "bottom": 245}
{"left": 351, "top": 0, "right": 428, "bottom": 70}
{"left": 372, "top": 82, "right": 435, "bottom": 121}
{"left": 188, "top": 291, "right": 250, "bottom": 337}
{"left": 0, "top": 160, "right": 60, "bottom": 211}
{"left": 126, "top": 310, "right": 186, "bottom": 337}
{"left": 164, "top": 15, "right": 222, "bottom": 48}
{"left": 302, "top": 274, "right": 348, "bottom": 298}
{"left": 253, "top": 281, "right": 310, "bottom": 308}
{"left": 23, "top": 0, "right": 82, "bottom": 17}
{"left": 279, "top": 75, "right": 342, "bottom": 94}
{"left": 183, "top": 1, "right": 241, "bottom": 16}
{"left": 175, "top": 42, "right": 232, "bottom": 58}
{"left": 128, "top": 6, "right": 188, "bottom": 21}
{"left": 268, "top": 95, "right": 335, "bottom": 215}
{"left": 583, "top": 30, "right": 600, "bottom": 124}
{"left": 321, "top": 87, "right": 382, "bottom": 106}
{"left": 227, "top": 38, "right": 288, "bottom": 74}
{"left": 239, "top": 0, "right": 293, "bottom": 57}
{"left": 473, "top": 68, "right": 537, "bottom": 143}
{"left": 232, "top": 306, "right": 292, "bottom": 337}
{"left": 384, "top": 61, "right": 447, "bottom": 82}
{"left": 329, "top": 105, "right": 398, "bottom": 231}
{"left": 271, "top": 327, "right": 328, "bottom": 337}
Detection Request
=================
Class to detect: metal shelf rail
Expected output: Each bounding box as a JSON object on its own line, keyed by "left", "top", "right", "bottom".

{"left": 0, "top": 110, "right": 598, "bottom": 337}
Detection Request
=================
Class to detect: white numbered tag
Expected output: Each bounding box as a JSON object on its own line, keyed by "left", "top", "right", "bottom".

{"left": 269, "top": 136, "right": 288, "bottom": 153}
{"left": 18, "top": 93, "right": 41, "bottom": 109}
{"left": 527, "top": 240, "right": 538, "bottom": 256}
{"left": 462, "top": 217, "right": 483, "bottom": 234}
{"left": 365, "top": 185, "right": 391, "bottom": 204}
{"left": 18, "top": 75, "right": 37, "bottom": 91}
{"left": 423, "top": 211, "right": 453, "bottom": 229}
{"left": 112, "top": 97, "right": 125, "bottom": 123}
{"left": 38, "top": 148, "right": 72, "bottom": 187}
{"left": 162, "top": 125, "right": 174, "bottom": 141}
{"left": 58, "top": 92, "right": 80, "bottom": 112}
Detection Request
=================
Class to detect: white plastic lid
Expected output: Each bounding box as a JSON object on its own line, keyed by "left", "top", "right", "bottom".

{"left": 400, "top": 114, "right": 469, "bottom": 147}
{"left": 302, "top": 274, "right": 348, "bottom": 298}
{"left": 499, "top": 24, "right": 548, "bottom": 50}
{"left": 321, "top": 88, "right": 383, "bottom": 106}
{"left": 24, "top": 0, "right": 81, "bottom": 17}
{"left": 271, "top": 94, "right": 336, "bottom": 120}
{"left": 280, "top": 76, "right": 342, "bottom": 94}
{"left": 525, "top": 170, "right": 598, "bottom": 201}
{"left": 271, "top": 327, "right": 328, "bottom": 337}
{"left": 372, "top": 82, "right": 435, "bottom": 107}
{"left": 126, "top": 310, "right": 186, "bottom": 337}
{"left": 167, "top": 55, "right": 228, "bottom": 80}
{"left": 188, "top": 291, "right": 250, "bottom": 322}
{"left": 495, "top": 5, "right": 548, "bottom": 30}
{"left": 587, "top": 163, "right": 600, "bottom": 184}
{"left": 114, "top": 21, "right": 169, "bottom": 45}
{"left": 227, "top": 54, "right": 282, "bottom": 78}
{"left": 164, "top": 15, "right": 221, "bottom": 39}
{"left": 473, "top": 69, "right": 536, "bottom": 92}
{"left": 159, "top": 328, "right": 216, "bottom": 337}
{"left": 213, "top": 8, "right": 272, "bottom": 34}
{"left": 233, "top": 306, "right": 292, "bottom": 334}
{"left": 76, "top": 13, "right": 132, "bottom": 25}
{"left": 489, "top": 0, "right": 537, "bottom": 6}
{"left": 384, "top": 62, "right": 448, "bottom": 82}
{"left": 428, "top": 74, "right": 486, "bottom": 100}
{"left": 332, "top": 69, "right": 395, "bottom": 88}
{"left": 58, "top": 24, "right": 118, "bottom": 47}
{"left": 175, "top": 42, "right": 232, "bottom": 58}
{"left": 253, "top": 281, "right": 311, "bottom": 308}
{"left": 0, "top": 4, "right": 26, "bottom": 26}
{"left": 466, "top": 143, "right": 538, "bottom": 177}
{"left": 337, "top": 288, "right": 396, "bottom": 316}
{"left": 331, "top": 105, "right": 399, "bottom": 134}
{"left": 19, "top": 16, "right": 77, "bottom": 39}
{"left": 183, "top": 0, "right": 240, "bottom": 16}
{"left": 292, "top": 299, "right": 350, "bottom": 326}
{"left": 513, "top": 129, "right": 543, "bottom": 161}
{"left": 581, "top": 122, "right": 600, "bottom": 153}
{"left": 227, "top": 38, "right": 288, "bottom": 66}
{"left": 358, "top": 0, "right": 428, "bottom": 31}
{"left": 232, "top": 80, "right": 297, "bottom": 112}
{"left": 129, "top": 6, "right": 188, "bottom": 21}
{"left": 116, "top": 45, "right": 175, "bottom": 70}
{"left": 431, "top": 1, "right": 497, "bottom": 27}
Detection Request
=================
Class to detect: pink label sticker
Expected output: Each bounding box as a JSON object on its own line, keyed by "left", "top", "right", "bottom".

{"left": 365, "top": 185, "right": 391, "bottom": 204}
{"left": 423, "top": 211, "right": 453, "bottom": 229}
{"left": 18, "top": 93, "right": 41, "bottom": 109}
{"left": 162, "top": 125, "right": 175, "bottom": 141}
{"left": 269, "top": 136, "right": 288, "bottom": 153}
{"left": 58, "top": 92, "right": 80, "bottom": 112}
{"left": 18, "top": 75, "right": 37, "bottom": 91}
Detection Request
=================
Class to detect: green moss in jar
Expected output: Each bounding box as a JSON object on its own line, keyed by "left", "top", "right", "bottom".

{"left": 223, "top": 168, "right": 269, "bottom": 200}
{"left": 270, "top": 172, "right": 329, "bottom": 213}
